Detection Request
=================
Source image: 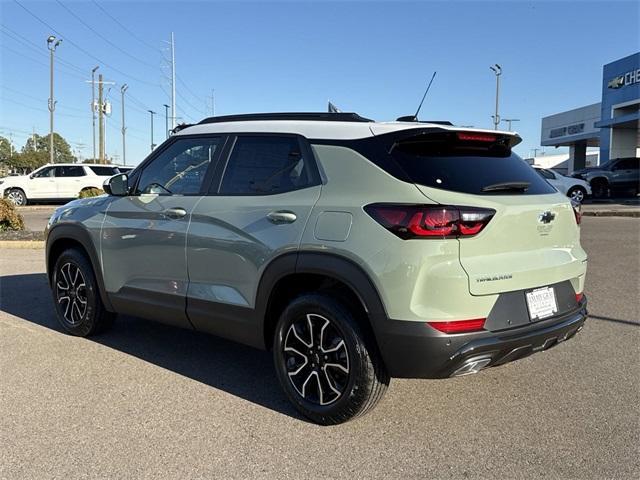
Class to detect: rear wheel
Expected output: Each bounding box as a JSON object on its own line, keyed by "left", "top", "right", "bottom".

{"left": 567, "top": 186, "right": 587, "bottom": 203}
{"left": 52, "top": 248, "right": 114, "bottom": 337}
{"left": 591, "top": 179, "right": 608, "bottom": 199}
{"left": 273, "top": 293, "right": 389, "bottom": 425}
{"left": 6, "top": 188, "right": 27, "bottom": 206}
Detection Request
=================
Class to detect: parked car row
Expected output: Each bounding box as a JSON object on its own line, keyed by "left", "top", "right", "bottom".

{"left": 571, "top": 157, "right": 640, "bottom": 198}
{"left": 0, "top": 164, "right": 131, "bottom": 206}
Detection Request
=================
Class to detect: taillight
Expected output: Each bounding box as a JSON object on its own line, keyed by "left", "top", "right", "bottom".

{"left": 364, "top": 204, "right": 495, "bottom": 239}
{"left": 427, "top": 318, "right": 486, "bottom": 334}
{"left": 571, "top": 200, "right": 582, "bottom": 225}
{"left": 575, "top": 292, "right": 584, "bottom": 303}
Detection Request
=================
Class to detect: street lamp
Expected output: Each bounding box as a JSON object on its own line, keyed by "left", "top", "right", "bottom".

{"left": 489, "top": 64, "right": 501, "bottom": 130}
{"left": 47, "top": 35, "right": 62, "bottom": 163}
{"left": 148, "top": 110, "right": 156, "bottom": 151}
{"left": 501, "top": 118, "right": 520, "bottom": 131}
{"left": 163, "top": 104, "right": 170, "bottom": 139}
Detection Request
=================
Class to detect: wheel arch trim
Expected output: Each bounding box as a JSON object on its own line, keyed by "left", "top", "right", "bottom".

{"left": 46, "top": 224, "right": 114, "bottom": 311}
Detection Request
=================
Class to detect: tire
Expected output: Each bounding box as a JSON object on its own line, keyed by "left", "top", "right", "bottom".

{"left": 6, "top": 188, "right": 27, "bottom": 206}
{"left": 51, "top": 248, "right": 115, "bottom": 337}
{"left": 567, "top": 186, "right": 587, "bottom": 203}
{"left": 591, "top": 179, "right": 608, "bottom": 199}
{"left": 273, "top": 293, "right": 389, "bottom": 425}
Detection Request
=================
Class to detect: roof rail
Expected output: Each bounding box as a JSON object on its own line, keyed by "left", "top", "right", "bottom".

{"left": 198, "top": 112, "right": 374, "bottom": 124}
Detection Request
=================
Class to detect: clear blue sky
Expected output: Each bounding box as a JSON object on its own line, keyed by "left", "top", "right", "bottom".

{"left": 1, "top": 0, "right": 638, "bottom": 165}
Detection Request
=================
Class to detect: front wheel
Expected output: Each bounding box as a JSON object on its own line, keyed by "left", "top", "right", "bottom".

{"left": 273, "top": 293, "right": 389, "bottom": 425}
{"left": 52, "top": 248, "right": 114, "bottom": 337}
{"left": 6, "top": 188, "right": 27, "bottom": 206}
{"left": 567, "top": 186, "right": 587, "bottom": 203}
{"left": 591, "top": 179, "right": 608, "bottom": 199}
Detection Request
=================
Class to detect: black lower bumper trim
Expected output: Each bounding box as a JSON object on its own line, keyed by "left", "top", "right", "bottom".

{"left": 378, "top": 298, "right": 588, "bottom": 379}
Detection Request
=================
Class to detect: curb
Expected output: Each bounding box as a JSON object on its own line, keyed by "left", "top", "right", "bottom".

{"left": 0, "top": 240, "right": 44, "bottom": 249}
{"left": 582, "top": 211, "right": 640, "bottom": 218}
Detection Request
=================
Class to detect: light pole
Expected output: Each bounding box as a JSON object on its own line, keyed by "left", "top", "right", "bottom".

{"left": 148, "top": 110, "right": 156, "bottom": 152}
{"left": 163, "top": 104, "right": 170, "bottom": 139}
{"left": 121, "top": 84, "right": 128, "bottom": 165}
{"left": 489, "top": 64, "right": 501, "bottom": 130}
{"left": 501, "top": 118, "right": 520, "bottom": 131}
{"left": 47, "top": 35, "right": 62, "bottom": 163}
{"left": 91, "top": 66, "right": 99, "bottom": 161}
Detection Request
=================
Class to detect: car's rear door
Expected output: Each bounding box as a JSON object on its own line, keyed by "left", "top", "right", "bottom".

{"left": 186, "top": 134, "right": 322, "bottom": 346}
{"left": 54, "top": 165, "right": 86, "bottom": 198}
{"left": 101, "top": 135, "right": 223, "bottom": 328}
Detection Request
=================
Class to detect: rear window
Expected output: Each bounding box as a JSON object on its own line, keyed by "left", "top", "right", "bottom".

{"left": 89, "top": 166, "right": 119, "bottom": 176}
{"left": 390, "top": 136, "right": 556, "bottom": 195}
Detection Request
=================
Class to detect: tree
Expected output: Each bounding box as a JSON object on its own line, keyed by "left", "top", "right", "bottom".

{"left": 22, "top": 133, "right": 76, "bottom": 164}
{"left": 0, "top": 136, "right": 12, "bottom": 163}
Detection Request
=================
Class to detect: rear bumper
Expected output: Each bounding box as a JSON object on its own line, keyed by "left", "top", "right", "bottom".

{"left": 378, "top": 297, "right": 587, "bottom": 378}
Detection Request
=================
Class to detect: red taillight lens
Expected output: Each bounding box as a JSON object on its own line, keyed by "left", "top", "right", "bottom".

{"left": 575, "top": 292, "right": 584, "bottom": 303}
{"left": 571, "top": 200, "right": 582, "bottom": 225}
{"left": 365, "top": 204, "right": 495, "bottom": 239}
{"left": 428, "top": 318, "right": 486, "bottom": 334}
{"left": 457, "top": 132, "right": 497, "bottom": 142}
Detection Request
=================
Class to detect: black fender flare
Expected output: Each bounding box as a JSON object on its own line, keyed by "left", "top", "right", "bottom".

{"left": 46, "top": 224, "right": 114, "bottom": 311}
{"left": 254, "top": 251, "right": 389, "bottom": 351}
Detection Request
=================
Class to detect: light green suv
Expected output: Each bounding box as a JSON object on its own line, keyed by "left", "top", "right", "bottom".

{"left": 46, "top": 113, "right": 588, "bottom": 425}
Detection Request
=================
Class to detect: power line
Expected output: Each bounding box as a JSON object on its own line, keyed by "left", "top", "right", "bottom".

{"left": 91, "top": 0, "right": 160, "bottom": 52}
{"left": 0, "top": 96, "right": 86, "bottom": 119}
{"left": 54, "top": 0, "right": 158, "bottom": 70}
{"left": 1, "top": 86, "right": 88, "bottom": 113}
{"left": 1, "top": 44, "right": 86, "bottom": 81}
{"left": 13, "top": 0, "right": 161, "bottom": 87}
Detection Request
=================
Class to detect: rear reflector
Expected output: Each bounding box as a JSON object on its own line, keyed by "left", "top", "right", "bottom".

{"left": 571, "top": 200, "right": 582, "bottom": 225}
{"left": 428, "top": 318, "right": 486, "bottom": 334}
{"left": 457, "top": 132, "right": 497, "bottom": 142}
{"left": 365, "top": 204, "right": 495, "bottom": 239}
{"left": 575, "top": 292, "right": 584, "bottom": 303}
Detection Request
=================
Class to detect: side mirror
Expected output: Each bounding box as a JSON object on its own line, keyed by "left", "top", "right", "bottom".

{"left": 103, "top": 174, "right": 129, "bottom": 196}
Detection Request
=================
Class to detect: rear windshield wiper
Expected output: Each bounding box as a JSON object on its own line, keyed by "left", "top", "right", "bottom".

{"left": 481, "top": 181, "right": 530, "bottom": 193}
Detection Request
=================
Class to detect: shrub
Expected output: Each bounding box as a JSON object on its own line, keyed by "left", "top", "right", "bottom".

{"left": 78, "top": 187, "right": 104, "bottom": 199}
{"left": 0, "top": 198, "right": 25, "bottom": 231}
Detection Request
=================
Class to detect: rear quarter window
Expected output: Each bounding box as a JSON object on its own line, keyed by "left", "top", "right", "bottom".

{"left": 89, "top": 166, "right": 119, "bottom": 176}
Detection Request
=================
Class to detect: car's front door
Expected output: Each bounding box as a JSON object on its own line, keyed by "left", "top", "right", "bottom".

{"left": 186, "top": 134, "right": 322, "bottom": 346}
{"left": 28, "top": 166, "right": 57, "bottom": 198}
{"left": 101, "top": 135, "right": 223, "bottom": 328}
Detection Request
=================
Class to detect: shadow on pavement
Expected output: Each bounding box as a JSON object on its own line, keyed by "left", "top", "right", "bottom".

{"left": 0, "top": 273, "right": 300, "bottom": 420}
{"left": 589, "top": 314, "right": 639, "bottom": 327}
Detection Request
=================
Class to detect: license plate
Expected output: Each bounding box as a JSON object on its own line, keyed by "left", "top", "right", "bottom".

{"left": 526, "top": 286, "right": 558, "bottom": 320}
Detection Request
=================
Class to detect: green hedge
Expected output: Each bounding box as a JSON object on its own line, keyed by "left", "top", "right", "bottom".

{"left": 0, "top": 198, "right": 25, "bottom": 231}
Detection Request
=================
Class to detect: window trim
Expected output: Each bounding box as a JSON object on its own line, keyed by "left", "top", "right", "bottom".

{"left": 210, "top": 132, "right": 322, "bottom": 196}
{"left": 130, "top": 134, "right": 228, "bottom": 196}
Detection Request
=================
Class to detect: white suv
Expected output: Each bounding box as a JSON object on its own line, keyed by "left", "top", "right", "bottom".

{"left": 0, "top": 163, "right": 120, "bottom": 205}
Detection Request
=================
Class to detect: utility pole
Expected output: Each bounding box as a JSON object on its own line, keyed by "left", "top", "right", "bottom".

{"left": 170, "top": 32, "right": 176, "bottom": 130}
{"left": 148, "top": 110, "right": 156, "bottom": 152}
{"left": 98, "top": 74, "right": 104, "bottom": 163}
{"left": 501, "top": 118, "right": 520, "bottom": 132}
{"left": 47, "top": 35, "right": 62, "bottom": 163}
{"left": 489, "top": 64, "right": 502, "bottom": 130}
{"left": 121, "top": 84, "right": 128, "bottom": 166}
{"left": 91, "top": 66, "right": 99, "bottom": 161}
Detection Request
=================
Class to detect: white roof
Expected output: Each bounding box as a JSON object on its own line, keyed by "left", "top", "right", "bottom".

{"left": 178, "top": 120, "right": 517, "bottom": 141}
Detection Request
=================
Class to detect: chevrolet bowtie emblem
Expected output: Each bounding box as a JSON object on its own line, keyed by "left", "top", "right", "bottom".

{"left": 608, "top": 76, "right": 624, "bottom": 89}
{"left": 538, "top": 211, "right": 556, "bottom": 224}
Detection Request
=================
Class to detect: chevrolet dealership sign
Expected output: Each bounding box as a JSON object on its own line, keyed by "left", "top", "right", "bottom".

{"left": 607, "top": 69, "right": 640, "bottom": 89}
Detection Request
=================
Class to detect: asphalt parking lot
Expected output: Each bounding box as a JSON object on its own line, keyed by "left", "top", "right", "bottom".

{"left": 0, "top": 217, "right": 638, "bottom": 479}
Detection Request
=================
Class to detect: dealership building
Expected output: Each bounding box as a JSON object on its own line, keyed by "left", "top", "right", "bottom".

{"left": 540, "top": 52, "right": 639, "bottom": 173}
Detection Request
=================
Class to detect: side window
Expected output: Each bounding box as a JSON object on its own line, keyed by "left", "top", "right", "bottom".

{"left": 32, "top": 167, "right": 54, "bottom": 178}
{"left": 137, "top": 137, "right": 220, "bottom": 195}
{"left": 89, "top": 166, "right": 119, "bottom": 176}
{"left": 219, "top": 136, "right": 313, "bottom": 195}
{"left": 535, "top": 168, "right": 554, "bottom": 180}
{"left": 56, "top": 166, "right": 86, "bottom": 177}
{"left": 616, "top": 158, "right": 639, "bottom": 170}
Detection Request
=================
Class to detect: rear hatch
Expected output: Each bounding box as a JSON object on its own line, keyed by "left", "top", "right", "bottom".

{"left": 384, "top": 127, "right": 586, "bottom": 296}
